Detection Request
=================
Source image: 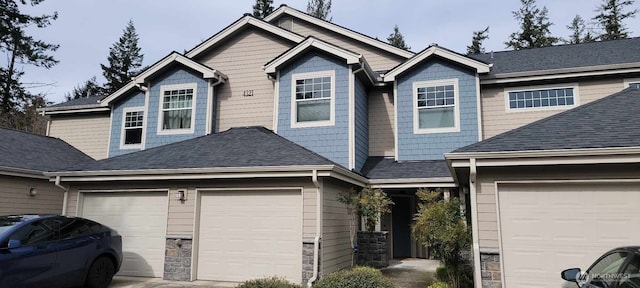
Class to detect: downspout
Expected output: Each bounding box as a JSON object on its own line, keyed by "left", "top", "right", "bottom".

{"left": 308, "top": 169, "right": 322, "bottom": 287}
{"left": 469, "top": 159, "right": 482, "bottom": 288}
{"left": 55, "top": 176, "right": 69, "bottom": 215}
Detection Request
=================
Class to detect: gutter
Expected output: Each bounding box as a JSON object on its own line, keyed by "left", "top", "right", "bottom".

{"left": 308, "top": 169, "right": 322, "bottom": 287}
{"left": 469, "top": 159, "right": 482, "bottom": 288}
{"left": 54, "top": 176, "right": 69, "bottom": 215}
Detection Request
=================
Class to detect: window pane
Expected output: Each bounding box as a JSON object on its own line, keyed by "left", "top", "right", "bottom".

{"left": 509, "top": 88, "right": 575, "bottom": 109}
{"left": 419, "top": 107, "right": 455, "bottom": 129}
{"left": 163, "top": 109, "right": 192, "bottom": 129}
{"left": 9, "top": 219, "right": 56, "bottom": 246}
{"left": 59, "top": 218, "right": 94, "bottom": 240}
{"left": 297, "top": 99, "right": 330, "bottom": 122}
{"left": 125, "top": 128, "right": 143, "bottom": 144}
{"left": 630, "top": 83, "right": 640, "bottom": 89}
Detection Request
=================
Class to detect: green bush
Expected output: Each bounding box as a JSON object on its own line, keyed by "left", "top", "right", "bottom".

{"left": 313, "top": 266, "right": 394, "bottom": 288}
{"left": 237, "top": 277, "right": 304, "bottom": 288}
{"left": 427, "top": 282, "right": 450, "bottom": 288}
{"left": 435, "top": 266, "right": 449, "bottom": 283}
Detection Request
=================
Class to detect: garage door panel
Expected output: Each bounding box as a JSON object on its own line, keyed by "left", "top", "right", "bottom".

{"left": 82, "top": 192, "right": 167, "bottom": 278}
{"left": 499, "top": 183, "right": 640, "bottom": 288}
{"left": 197, "top": 190, "right": 302, "bottom": 283}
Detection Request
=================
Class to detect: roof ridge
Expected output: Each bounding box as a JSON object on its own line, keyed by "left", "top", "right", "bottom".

{"left": 455, "top": 87, "right": 639, "bottom": 152}
{"left": 471, "top": 37, "right": 640, "bottom": 55}
{"left": 0, "top": 126, "right": 61, "bottom": 141}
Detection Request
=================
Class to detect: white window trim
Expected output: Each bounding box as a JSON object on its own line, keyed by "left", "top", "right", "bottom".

{"left": 413, "top": 79, "right": 461, "bottom": 134}
{"left": 290, "top": 70, "right": 336, "bottom": 128}
{"left": 504, "top": 83, "right": 579, "bottom": 113}
{"left": 624, "top": 78, "right": 640, "bottom": 89}
{"left": 120, "top": 106, "right": 146, "bottom": 150}
{"left": 157, "top": 83, "right": 197, "bottom": 135}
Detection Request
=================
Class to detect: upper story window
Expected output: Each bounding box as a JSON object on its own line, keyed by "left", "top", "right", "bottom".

{"left": 506, "top": 86, "right": 577, "bottom": 111}
{"left": 413, "top": 79, "right": 460, "bottom": 134}
{"left": 158, "top": 83, "right": 196, "bottom": 135}
{"left": 625, "top": 79, "right": 640, "bottom": 89}
{"left": 631, "top": 83, "right": 640, "bottom": 89}
{"left": 121, "top": 107, "right": 144, "bottom": 148}
{"left": 291, "top": 70, "right": 335, "bottom": 128}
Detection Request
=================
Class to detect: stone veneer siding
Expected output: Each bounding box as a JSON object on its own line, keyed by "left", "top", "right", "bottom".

{"left": 164, "top": 238, "right": 192, "bottom": 281}
{"left": 481, "top": 252, "right": 502, "bottom": 288}
{"left": 303, "top": 241, "right": 321, "bottom": 285}
{"left": 356, "top": 231, "right": 389, "bottom": 268}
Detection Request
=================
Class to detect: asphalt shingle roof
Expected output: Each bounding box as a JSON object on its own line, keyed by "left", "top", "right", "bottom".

{"left": 66, "top": 126, "right": 338, "bottom": 172}
{"left": 469, "top": 37, "right": 640, "bottom": 75}
{"left": 0, "top": 128, "right": 95, "bottom": 172}
{"left": 454, "top": 87, "right": 640, "bottom": 153}
{"left": 361, "top": 157, "right": 451, "bottom": 179}
{"left": 46, "top": 95, "right": 104, "bottom": 109}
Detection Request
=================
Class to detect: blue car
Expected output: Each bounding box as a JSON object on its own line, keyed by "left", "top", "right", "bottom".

{"left": 0, "top": 215, "right": 122, "bottom": 288}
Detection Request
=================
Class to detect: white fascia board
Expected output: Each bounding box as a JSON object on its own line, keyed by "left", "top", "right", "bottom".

{"left": 46, "top": 165, "right": 337, "bottom": 177}
{"left": 481, "top": 64, "right": 640, "bottom": 85}
{"left": 186, "top": 16, "right": 304, "bottom": 59}
{"left": 0, "top": 166, "right": 47, "bottom": 179}
{"left": 42, "top": 107, "right": 110, "bottom": 115}
{"left": 101, "top": 53, "right": 224, "bottom": 106}
{"left": 264, "top": 38, "right": 361, "bottom": 74}
{"left": 383, "top": 47, "right": 491, "bottom": 82}
{"left": 264, "top": 6, "right": 414, "bottom": 59}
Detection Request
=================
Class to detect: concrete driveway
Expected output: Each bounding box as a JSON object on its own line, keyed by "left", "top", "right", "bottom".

{"left": 381, "top": 259, "right": 440, "bottom": 288}
{"left": 110, "top": 277, "right": 237, "bottom": 288}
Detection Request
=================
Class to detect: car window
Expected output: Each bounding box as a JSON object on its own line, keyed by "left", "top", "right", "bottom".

{"left": 58, "top": 218, "right": 101, "bottom": 240}
{"left": 8, "top": 219, "right": 56, "bottom": 246}
{"left": 619, "top": 255, "right": 640, "bottom": 288}
{"left": 588, "top": 252, "right": 629, "bottom": 287}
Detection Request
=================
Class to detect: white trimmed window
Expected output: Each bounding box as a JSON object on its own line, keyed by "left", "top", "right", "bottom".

{"left": 413, "top": 79, "right": 460, "bottom": 134}
{"left": 631, "top": 83, "right": 640, "bottom": 89}
{"left": 158, "top": 83, "right": 196, "bottom": 134}
{"left": 121, "top": 107, "right": 144, "bottom": 149}
{"left": 506, "top": 86, "right": 577, "bottom": 111}
{"left": 291, "top": 70, "right": 335, "bottom": 128}
{"left": 625, "top": 78, "right": 640, "bottom": 89}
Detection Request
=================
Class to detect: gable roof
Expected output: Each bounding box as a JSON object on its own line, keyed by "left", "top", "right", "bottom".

{"left": 0, "top": 128, "right": 94, "bottom": 175}
{"left": 263, "top": 36, "right": 376, "bottom": 83}
{"left": 470, "top": 37, "right": 640, "bottom": 83}
{"left": 100, "top": 52, "right": 226, "bottom": 106}
{"left": 450, "top": 87, "right": 640, "bottom": 154}
{"left": 186, "top": 14, "right": 305, "bottom": 59}
{"left": 264, "top": 5, "right": 414, "bottom": 59}
{"left": 383, "top": 45, "right": 491, "bottom": 82}
{"left": 58, "top": 126, "right": 339, "bottom": 173}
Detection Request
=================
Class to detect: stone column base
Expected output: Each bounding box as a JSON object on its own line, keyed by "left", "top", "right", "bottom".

{"left": 164, "top": 238, "right": 192, "bottom": 281}
{"left": 480, "top": 251, "right": 502, "bottom": 288}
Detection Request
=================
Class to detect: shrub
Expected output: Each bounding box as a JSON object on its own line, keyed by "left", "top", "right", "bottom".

{"left": 427, "top": 282, "right": 450, "bottom": 288}
{"left": 313, "top": 266, "right": 394, "bottom": 288}
{"left": 435, "top": 266, "right": 449, "bottom": 283}
{"left": 237, "top": 277, "right": 304, "bottom": 288}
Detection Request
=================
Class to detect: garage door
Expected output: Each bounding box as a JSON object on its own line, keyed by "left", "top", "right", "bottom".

{"left": 197, "top": 190, "right": 302, "bottom": 283}
{"left": 82, "top": 192, "right": 167, "bottom": 277}
{"left": 498, "top": 182, "right": 640, "bottom": 288}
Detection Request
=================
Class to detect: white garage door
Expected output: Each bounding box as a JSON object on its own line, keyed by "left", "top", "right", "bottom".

{"left": 197, "top": 190, "right": 302, "bottom": 283}
{"left": 82, "top": 192, "right": 167, "bottom": 277}
{"left": 498, "top": 182, "right": 640, "bottom": 288}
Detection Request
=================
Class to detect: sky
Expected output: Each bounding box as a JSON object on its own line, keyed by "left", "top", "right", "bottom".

{"left": 16, "top": 0, "right": 640, "bottom": 104}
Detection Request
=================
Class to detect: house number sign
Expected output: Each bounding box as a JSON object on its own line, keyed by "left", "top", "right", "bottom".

{"left": 243, "top": 90, "right": 254, "bottom": 97}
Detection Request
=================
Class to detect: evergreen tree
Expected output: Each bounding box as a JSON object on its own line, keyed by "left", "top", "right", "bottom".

{"left": 101, "top": 20, "right": 143, "bottom": 95}
{"left": 387, "top": 25, "right": 411, "bottom": 50}
{"left": 307, "top": 0, "right": 332, "bottom": 21}
{"left": 565, "top": 15, "right": 596, "bottom": 44}
{"left": 505, "top": 0, "right": 559, "bottom": 50}
{"left": 593, "top": 0, "right": 638, "bottom": 40}
{"left": 65, "top": 76, "right": 103, "bottom": 100}
{"left": 0, "top": 0, "right": 58, "bottom": 131}
{"left": 467, "top": 26, "right": 489, "bottom": 54}
{"left": 252, "top": 0, "right": 274, "bottom": 19}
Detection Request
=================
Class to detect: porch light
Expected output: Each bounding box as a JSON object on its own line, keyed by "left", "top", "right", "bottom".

{"left": 28, "top": 187, "right": 37, "bottom": 197}
{"left": 176, "top": 190, "right": 186, "bottom": 201}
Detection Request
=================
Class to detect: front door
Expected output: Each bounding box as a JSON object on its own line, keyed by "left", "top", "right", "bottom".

{"left": 392, "top": 196, "right": 412, "bottom": 258}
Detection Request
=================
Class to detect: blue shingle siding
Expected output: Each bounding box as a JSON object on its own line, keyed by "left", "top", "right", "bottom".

{"left": 277, "top": 52, "right": 350, "bottom": 168}
{"left": 144, "top": 67, "right": 209, "bottom": 150}
{"left": 396, "top": 59, "right": 479, "bottom": 160}
{"left": 354, "top": 77, "right": 368, "bottom": 172}
{"left": 109, "top": 91, "right": 146, "bottom": 157}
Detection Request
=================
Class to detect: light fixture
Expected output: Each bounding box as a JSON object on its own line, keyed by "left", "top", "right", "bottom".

{"left": 176, "top": 190, "right": 186, "bottom": 201}
{"left": 28, "top": 187, "right": 37, "bottom": 197}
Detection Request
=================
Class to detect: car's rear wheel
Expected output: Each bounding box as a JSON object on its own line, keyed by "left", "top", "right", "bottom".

{"left": 85, "top": 256, "right": 115, "bottom": 288}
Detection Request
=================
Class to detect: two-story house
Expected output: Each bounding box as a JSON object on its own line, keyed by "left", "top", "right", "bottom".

{"left": 35, "top": 5, "right": 640, "bottom": 287}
